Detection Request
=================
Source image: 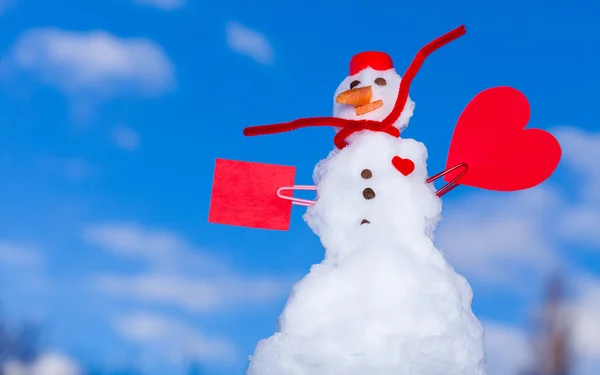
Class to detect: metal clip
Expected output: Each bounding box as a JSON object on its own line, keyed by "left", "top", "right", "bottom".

{"left": 277, "top": 185, "right": 317, "bottom": 206}
{"left": 278, "top": 164, "right": 467, "bottom": 205}
{"left": 426, "top": 163, "right": 469, "bottom": 197}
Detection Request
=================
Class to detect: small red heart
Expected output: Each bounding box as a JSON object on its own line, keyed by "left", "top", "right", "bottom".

{"left": 445, "top": 87, "right": 561, "bottom": 191}
{"left": 392, "top": 156, "right": 415, "bottom": 176}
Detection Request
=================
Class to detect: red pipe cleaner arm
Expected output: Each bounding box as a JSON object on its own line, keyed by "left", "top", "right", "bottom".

{"left": 243, "top": 116, "right": 395, "bottom": 149}
{"left": 379, "top": 25, "right": 467, "bottom": 130}
{"left": 243, "top": 25, "right": 467, "bottom": 149}
{"left": 331, "top": 25, "right": 467, "bottom": 148}
{"left": 243, "top": 117, "right": 376, "bottom": 137}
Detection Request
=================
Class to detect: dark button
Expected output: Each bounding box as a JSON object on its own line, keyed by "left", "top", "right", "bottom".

{"left": 363, "top": 188, "right": 375, "bottom": 200}
{"left": 361, "top": 169, "right": 372, "bottom": 179}
{"left": 361, "top": 219, "right": 370, "bottom": 225}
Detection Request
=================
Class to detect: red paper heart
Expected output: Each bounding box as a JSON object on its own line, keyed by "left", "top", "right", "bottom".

{"left": 445, "top": 87, "right": 561, "bottom": 191}
{"left": 392, "top": 156, "right": 415, "bottom": 176}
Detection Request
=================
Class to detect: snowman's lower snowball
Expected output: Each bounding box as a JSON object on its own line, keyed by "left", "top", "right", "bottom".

{"left": 247, "top": 132, "right": 486, "bottom": 375}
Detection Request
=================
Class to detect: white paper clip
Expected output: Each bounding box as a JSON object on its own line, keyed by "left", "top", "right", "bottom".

{"left": 277, "top": 185, "right": 317, "bottom": 206}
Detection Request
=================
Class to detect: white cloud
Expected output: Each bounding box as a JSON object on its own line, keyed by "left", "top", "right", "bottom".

{"left": 82, "top": 222, "right": 219, "bottom": 271}
{"left": 553, "top": 126, "right": 600, "bottom": 202}
{"left": 94, "top": 272, "right": 290, "bottom": 313}
{"left": 112, "top": 125, "right": 140, "bottom": 151}
{"left": 571, "top": 277, "right": 600, "bottom": 359}
{"left": 437, "top": 186, "right": 560, "bottom": 288}
{"left": 551, "top": 127, "right": 600, "bottom": 248}
{"left": 62, "top": 159, "right": 96, "bottom": 180}
{"left": 0, "top": 242, "right": 42, "bottom": 267}
{"left": 0, "top": 242, "right": 48, "bottom": 293}
{"left": 133, "top": 0, "right": 186, "bottom": 10}
{"left": 226, "top": 21, "right": 274, "bottom": 65}
{"left": 84, "top": 222, "right": 292, "bottom": 312}
{"left": 558, "top": 206, "right": 600, "bottom": 247}
{"left": 38, "top": 157, "right": 97, "bottom": 181}
{"left": 483, "top": 321, "right": 531, "bottom": 375}
{"left": 113, "top": 312, "right": 235, "bottom": 363}
{"left": 9, "top": 29, "right": 174, "bottom": 98}
{"left": 3, "top": 353, "right": 80, "bottom": 375}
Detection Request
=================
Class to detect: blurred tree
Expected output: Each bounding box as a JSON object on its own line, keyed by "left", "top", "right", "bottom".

{"left": 0, "top": 305, "right": 151, "bottom": 375}
{"left": 521, "top": 273, "right": 572, "bottom": 375}
{"left": 0, "top": 311, "right": 40, "bottom": 372}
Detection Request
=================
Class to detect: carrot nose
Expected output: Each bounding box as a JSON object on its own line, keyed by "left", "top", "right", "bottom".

{"left": 335, "top": 86, "right": 372, "bottom": 106}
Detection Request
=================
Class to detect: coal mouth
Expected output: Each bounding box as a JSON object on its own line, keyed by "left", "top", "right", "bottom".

{"left": 360, "top": 219, "right": 370, "bottom": 225}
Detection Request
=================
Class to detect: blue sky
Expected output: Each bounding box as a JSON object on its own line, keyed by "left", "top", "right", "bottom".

{"left": 0, "top": 0, "right": 599, "bottom": 374}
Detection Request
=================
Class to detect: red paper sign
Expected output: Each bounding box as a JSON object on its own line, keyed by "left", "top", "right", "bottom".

{"left": 208, "top": 159, "right": 296, "bottom": 230}
{"left": 445, "top": 86, "right": 561, "bottom": 191}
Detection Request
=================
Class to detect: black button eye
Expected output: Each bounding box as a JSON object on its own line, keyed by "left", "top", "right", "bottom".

{"left": 350, "top": 80, "right": 360, "bottom": 89}
{"left": 374, "top": 77, "right": 386, "bottom": 86}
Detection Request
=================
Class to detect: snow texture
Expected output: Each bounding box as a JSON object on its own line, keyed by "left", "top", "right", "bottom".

{"left": 247, "top": 132, "right": 486, "bottom": 375}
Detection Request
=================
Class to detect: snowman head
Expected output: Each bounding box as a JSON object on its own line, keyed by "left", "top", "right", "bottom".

{"left": 333, "top": 52, "right": 415, "bottom": 133}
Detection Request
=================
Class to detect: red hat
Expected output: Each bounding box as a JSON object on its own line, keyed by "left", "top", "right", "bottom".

{"left": 349, "top": 51, "right": 394, "bottom": 76}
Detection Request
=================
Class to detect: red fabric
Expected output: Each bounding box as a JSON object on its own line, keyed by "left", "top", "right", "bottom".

{"left": 349, "top": 51, "right": 394, "bottom": 76}
{"left": 208, "top": 158, "right": 296, "bottom": 230}
{"left": 243, "top": 25, "right": 467, "bottom": 149}
{"left": 445, "top": 87, "right": 562, "bottom": 191}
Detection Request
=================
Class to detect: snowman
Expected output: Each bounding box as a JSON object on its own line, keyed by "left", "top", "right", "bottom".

{"left": 209, "top": 25, "right": 561, "bottom": 375}
{"left": 245, "top": 51, "right": 487, "bottom": 375}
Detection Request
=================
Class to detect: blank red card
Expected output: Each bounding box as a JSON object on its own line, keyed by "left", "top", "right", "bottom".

{"left": 208, "top": 158, "right": 296, "bottom": 230}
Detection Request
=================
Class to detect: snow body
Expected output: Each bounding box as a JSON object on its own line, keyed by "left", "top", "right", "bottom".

{"left": 247, "top": 66, "right": 486, "bottom": 375}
